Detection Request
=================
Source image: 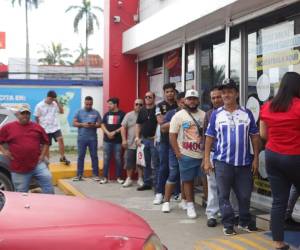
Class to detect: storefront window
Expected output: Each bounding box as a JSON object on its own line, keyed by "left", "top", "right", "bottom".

{"left": 247, "top": 17, "right": 300, "bottom": 215}
{"left": 164, "top": 49, "right": 182, "bottom": 90}
{"left": 185, "top": 42, "right": 195, "bottom": 90}
{"left": 199, "top": 31, "right": 225, "bottom": 110}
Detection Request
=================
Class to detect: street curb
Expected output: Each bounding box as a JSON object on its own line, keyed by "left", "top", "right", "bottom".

{"left": 57, "top": 179, "right": 86, "bottom": 198}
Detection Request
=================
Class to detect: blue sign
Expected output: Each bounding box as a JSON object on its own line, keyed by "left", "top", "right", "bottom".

{"left": 0, "top": 87, "right": 81, "bottom": 146}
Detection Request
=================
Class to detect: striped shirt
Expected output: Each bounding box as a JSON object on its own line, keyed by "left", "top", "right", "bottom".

{"left": 205, "top": 106, "right": 258, "bottom": 166}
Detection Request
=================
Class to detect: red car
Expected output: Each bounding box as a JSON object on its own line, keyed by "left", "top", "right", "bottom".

{"left": 0, "top": 191, "right": 166, "bottom": 250}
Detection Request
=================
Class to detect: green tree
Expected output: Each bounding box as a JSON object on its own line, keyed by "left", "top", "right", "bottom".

{"left": 66, "top": 0, "right": 103, "bottom": 79}
{"left": 38, "top": 42, "right": 72, "bottom": 65}
{"left": 11, "top": 0, "right": 40, "bottom": 79}
{"left": 74, "top": 43, "right": 91, "bottom": 64}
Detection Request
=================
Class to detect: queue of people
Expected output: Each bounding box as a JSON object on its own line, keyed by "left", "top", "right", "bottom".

{"left": 0, "top": 72, "right": 299, "bottom": 249}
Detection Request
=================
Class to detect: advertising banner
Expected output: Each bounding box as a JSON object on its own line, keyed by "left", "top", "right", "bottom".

{"left": 0, "top": 87, "right": 81, "bottom": 147}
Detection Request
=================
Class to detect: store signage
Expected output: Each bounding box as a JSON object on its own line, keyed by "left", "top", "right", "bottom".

{"left": 165, "top": 50, "right": 179, "bottom": 70}
{"left": 0, "top": 32, "right": 5, "bottom": 49}
{"left": 256, "top": 49, "right": 300, "bottom": 71}
{"left": 256, "top": 74, "right": 270, "bottom": 101}
{"left": 246, "top": 96, "right": 260, "bottom": 122}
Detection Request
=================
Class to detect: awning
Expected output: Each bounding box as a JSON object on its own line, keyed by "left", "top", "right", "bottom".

{"left": 123, "top": 0, "right": 298, "bottom": 61}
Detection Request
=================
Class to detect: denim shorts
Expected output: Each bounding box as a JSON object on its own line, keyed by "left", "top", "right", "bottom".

{"left": 178, "top": 155, "right": 202, "bottom": 182}
{"left": 124, "top": 149, "right": 136, "bottom": 170}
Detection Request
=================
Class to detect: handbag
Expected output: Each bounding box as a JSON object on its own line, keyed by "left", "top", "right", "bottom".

{"left": 136, "top": 144, "right": 146, "bottom": 167}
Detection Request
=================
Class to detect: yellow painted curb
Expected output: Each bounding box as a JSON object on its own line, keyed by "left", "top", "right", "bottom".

{"left": 49, "top": 160, "right": 103, "bottom": 185}
{"left": 57, "top": 179, "right": 86, "bottom": 198}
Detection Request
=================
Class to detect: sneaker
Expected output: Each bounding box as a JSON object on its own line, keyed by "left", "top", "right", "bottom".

{"left": 137, "top": 177, "right": 144, "bottom": 187}
{"left": 117, "top": 178, "right": 124, "bottom": 184}
{"left": 123, "top": 177, "right": 133, "bottom": 187}
{"left": 223, "top": 227, "right": 237, "bottom": 236}
{"left": 60, "top": 156, "right": 70, "bottom": 165}
{"left": 137, "top": 185, "right": 152, "bottom": 191}
{"left": 187, "top": 204, "right": 197, "bottom": 219}
{"left": 234, "top": 216, "right": 239, "bottom": 226}
{"left": 178, "top": 199, "right": 187, "bottom": 210}
{"left": 207, "top": 218, "right": 217, "bottom": 227}
{"left": 91, "top": 175, "right": 100, "bottom": 181}
{"left": 238, "top": 223, "right": 258, "bottom": 232}
{"left": 162, "top": 202, "right": 170, "bottom": 213}
{"left": 73, "top": 175, "right": 83, "bottom": 181}
{"left": 172, "top": 193, "right": 181, "bottom": 202}
{"left": 100, "top": 177, "right": 108, "bottom": 184}
{"left": 153, "top": 193, "right": 163, "bottom": 205}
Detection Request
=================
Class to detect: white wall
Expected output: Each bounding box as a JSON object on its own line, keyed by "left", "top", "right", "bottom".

{"left": 139, "top": 0, "right": 181, "bottom": 21}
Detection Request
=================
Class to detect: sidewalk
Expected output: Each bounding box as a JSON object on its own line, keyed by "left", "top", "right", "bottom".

{"left": 55, "top": 178, "right": 300, "bottom": 250}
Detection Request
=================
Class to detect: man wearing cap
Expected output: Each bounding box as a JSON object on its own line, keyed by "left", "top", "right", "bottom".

{"left": 169, "top": 89, "right": 205, "bottom": 218}
{"left": 0, "top": 106, "right": 54, "bottom": 194}
{"left": 204, "top": 79, "right": 260, "bottom": 235}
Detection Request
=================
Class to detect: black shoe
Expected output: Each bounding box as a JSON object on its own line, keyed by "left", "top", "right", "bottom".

{"left": 60, "top": 156, "right": 70, "bottom": 165}
{"left": 207, "top": 218, "right": 217, "bottom": 227}
{"left": 276, "top": 244, "right": 290, "bottom": 250}
{"left": 223, "top": 227, "right": 237, "bottom": 236}
{"left": 234, "top": 216, "right": 239, "bottom": 226}
{"left": 284, "top": 217, "right": 300, "bottom": 230}
{"left": 137, "top": 185, "right": 152, "bottom": 191}
{"left": 238, "top": 222, "right": 258, "bottom": 232}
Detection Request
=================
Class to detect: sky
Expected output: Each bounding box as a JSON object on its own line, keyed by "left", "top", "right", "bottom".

{"left": 0, "top": 0, "right": 104, "bottom": 65}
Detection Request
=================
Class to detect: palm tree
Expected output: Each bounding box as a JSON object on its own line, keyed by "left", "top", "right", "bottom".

{"left": 74, "top": 43, "right": 91, "bottom": 64}
{"left": 11, "top": 0, "right": 40, "bottom": 79}
{"left": 66, "top": 0, "right": 103, "bottom": 79}
{"left": 38, "top": 42, "right": 72, "bottom": 65}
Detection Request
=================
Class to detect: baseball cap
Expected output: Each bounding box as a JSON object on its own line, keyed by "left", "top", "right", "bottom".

{"left": 19, "top": 105, "right": 31, "bottom": 113}
{"left": 185, "top": 89, "right": 199, "bottom": 98}
{"left": 220, "top": 78, "right": 238, "bottom": 91}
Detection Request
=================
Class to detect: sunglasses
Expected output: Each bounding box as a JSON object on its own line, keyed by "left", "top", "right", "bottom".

{"left": 135, "top": 103, "right": 143, "bottom": 106}
{"left": 144, "top": 95, "right": 153, "bottom": 99}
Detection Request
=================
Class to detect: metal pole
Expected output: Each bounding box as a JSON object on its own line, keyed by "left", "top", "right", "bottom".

{"left": 225, "top": 20, "right": 231, "bottom": 79}
{"left": 181, "top": 43, "right": 186, "bottom": 91}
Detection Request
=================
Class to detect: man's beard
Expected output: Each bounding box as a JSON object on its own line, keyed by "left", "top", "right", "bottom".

{"left": 185, "top": 104, "right": 199, "bottom": 112}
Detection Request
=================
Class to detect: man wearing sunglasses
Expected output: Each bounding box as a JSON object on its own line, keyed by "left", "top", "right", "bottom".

{"left": 135, "top": 92, "right": 159, "bottom": 191}
{"left": 0, "top": 106, "right": 54, "bottom": 194}
{"left": 121, "top": 99, "right": 144, "bottom": 187}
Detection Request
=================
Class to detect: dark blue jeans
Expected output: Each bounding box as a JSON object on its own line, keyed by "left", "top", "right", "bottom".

{"left": 215, "top": 160, "right": 253, "bottom": 228}
{"left": 103, "top": 142, "right": 122, "bottom": 178}
{"left": 143, "top": 138, "right": 159, "bottom": 187}
{"left": 265, "top": 149, "right": 300, "bottom": 241}
{"left": 156, "top": 142, "right": 169, "bottom": 194}
{"left": 77, "top": 139, "right": 99, "bottom": 176}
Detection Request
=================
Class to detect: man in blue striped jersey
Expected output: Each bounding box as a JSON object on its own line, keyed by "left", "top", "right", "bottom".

{"left": 204, "top": 79, "right": 260, "bottom": 236}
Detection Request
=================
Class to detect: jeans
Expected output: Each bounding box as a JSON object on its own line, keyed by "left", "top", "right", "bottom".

{"left": 215, "top": 160, "right": 253, "bottom": 228}
{"left": 265, "top": 149, "right": 300, "bottom": 241}
{"left": 11, "top": 161, "right": 54, "bottom": 194}
{"left": 103, "top": 142, "right": 122, "bottom": 178}
{"left": 206, "top": 153, "right": 239, "bottom": 219}
{"left": 143, "top": 138, "right": 159, "bottom": 187}
{"left": 156, "top": 142, "right": 169, "bottom": 194}
{"left": 166, "top": 148, "right": 180, "bottom": 184}
{"left": 286, "top": 185, "right": 300, "bottom": 219}
{"left": 77, "top": 139, "right": 99, "bottom": 177}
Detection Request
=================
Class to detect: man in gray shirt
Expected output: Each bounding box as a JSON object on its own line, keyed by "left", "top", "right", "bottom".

{"left": 121, "top": 98, "right": 144, "bottom": 187}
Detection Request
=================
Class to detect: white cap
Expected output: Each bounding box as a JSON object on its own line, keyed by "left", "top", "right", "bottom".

{"left": 185, "top": 89, "right": 199, "bottom": 98}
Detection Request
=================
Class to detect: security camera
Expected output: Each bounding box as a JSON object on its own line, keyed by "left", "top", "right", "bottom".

{"left": 113, "top": 16, "right": 121, "bottom": 23}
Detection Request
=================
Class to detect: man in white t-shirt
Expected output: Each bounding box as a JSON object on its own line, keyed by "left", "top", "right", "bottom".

{"left": 34, "top": 90, "right": 70, "bottom": 165}
{"left": 169, "top": 89, "right": 205, "bottom": 219}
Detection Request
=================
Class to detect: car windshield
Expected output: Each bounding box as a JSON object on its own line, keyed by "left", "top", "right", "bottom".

{"left": 0, "top": 192, "right": 4, "bottom": 211}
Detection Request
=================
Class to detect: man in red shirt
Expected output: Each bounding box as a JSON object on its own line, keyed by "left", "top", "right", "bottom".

{"left": 0, "top": 106, "right": 54, "bottom": 194}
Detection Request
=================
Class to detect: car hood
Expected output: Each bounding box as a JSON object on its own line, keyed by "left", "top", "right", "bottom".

{"left": 0, "top": 191, "right": 153, "bottom": 240}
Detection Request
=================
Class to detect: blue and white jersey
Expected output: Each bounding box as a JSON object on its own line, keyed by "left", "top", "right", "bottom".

{"left": 205, "top": 106, "right": 258, "bottom": 166}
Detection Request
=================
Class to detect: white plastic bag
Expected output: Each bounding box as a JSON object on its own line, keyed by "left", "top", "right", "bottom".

{"left": 136, "top": 144, "right": 146, "bottom": 167}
